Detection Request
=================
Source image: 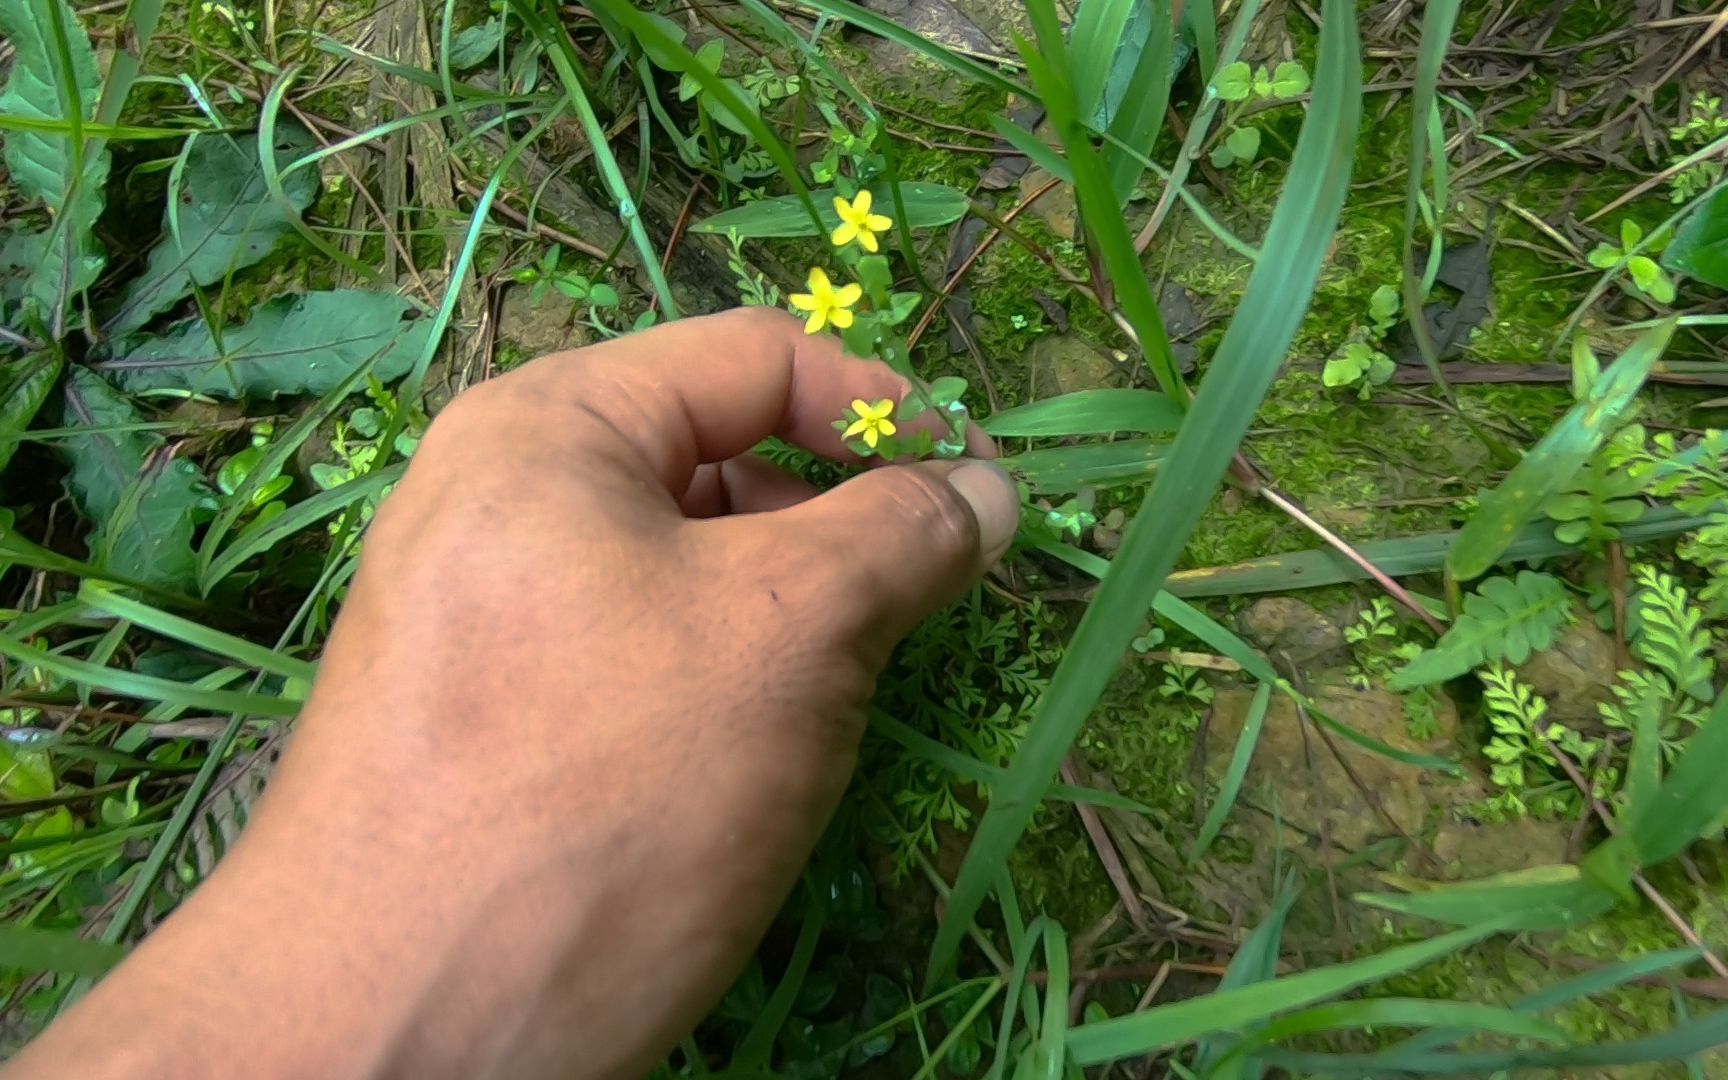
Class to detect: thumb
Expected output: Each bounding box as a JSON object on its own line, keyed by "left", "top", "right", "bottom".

{"left": 776, "top": 458, "right": 1021, "bottom": 644}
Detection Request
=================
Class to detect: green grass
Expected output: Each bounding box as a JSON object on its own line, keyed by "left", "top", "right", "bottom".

{"left": 5, "top": 0, "right": 1728, "bottom": 1073}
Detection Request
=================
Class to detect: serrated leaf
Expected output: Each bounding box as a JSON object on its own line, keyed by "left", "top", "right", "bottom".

{"left": 692, "top": 182, "right": 967, "bottom": 238}
{"left": 1664, "top": 186, "right": 1728, "bottom": 288}
{"left": 0, "top": 0, "right": 109, "bottom": 324}
{"left": 92, "top": 290, "right": 433, "bottom": 400}
{"left": 104, "top": 129, "right": 320, "bottom": 336}
{"left": 1389, "top": 571, "right": 1573, "bottom": 689}
{"left": 56, "top": 369, "right": 211, "bottom": 591}
{"left": 0, "top": 352, "right": 62, "bottom": 472}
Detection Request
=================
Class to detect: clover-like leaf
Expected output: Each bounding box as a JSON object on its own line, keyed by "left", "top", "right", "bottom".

{"left": 1270, "top": 60, "right": 1311, "bottom": 98}
{"left": 1214, "top": 61, "right": 1253, "bottom": 102}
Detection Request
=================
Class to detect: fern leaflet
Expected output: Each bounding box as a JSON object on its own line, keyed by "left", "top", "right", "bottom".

{"left": 1390, "top": 571, "right": 1574, "bottom": 689}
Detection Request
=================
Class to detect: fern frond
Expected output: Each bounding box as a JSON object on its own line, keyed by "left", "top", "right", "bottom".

{"left": 1389, "top": 572, "right": 1574, "bottom": 690}
{"left": 1630, "top": 565, "right": 1715, "bottom": 701}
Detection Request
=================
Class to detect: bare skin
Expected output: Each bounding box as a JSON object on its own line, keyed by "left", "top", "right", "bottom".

{"left": 5, "top": 308, "right": 1019, "bottom": 1080}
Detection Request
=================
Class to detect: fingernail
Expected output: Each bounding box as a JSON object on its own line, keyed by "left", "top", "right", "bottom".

{"left": 946, "top": 460, "right": 1019, "bottom": 563}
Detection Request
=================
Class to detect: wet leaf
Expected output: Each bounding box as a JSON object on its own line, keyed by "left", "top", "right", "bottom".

{"left": 105, "top": 128, "right": 320, "bottom": 335}
{"left": 93, "top": 290, "right": 433, "bottom": 400}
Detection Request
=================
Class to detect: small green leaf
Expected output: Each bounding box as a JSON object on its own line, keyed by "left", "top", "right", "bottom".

{"left": 587, "top": 282, "right": 620, "bottom": 308}
{"left": 1225, "top": 125, "right": 1261, "bottom": 164}
{"left": 1368, "top": 283, "right": 1400, "bottom": 324}
{"left": 1270, "top": 60, "right": 1310, "bottom": 98}
{"left": 0, "top": 925, "right": 127, "bottom": 977}
{"left": 692, "top": 182, "right": 968, "bottom": 238}
{"left": 105, "top": 129, "right": 320, "bottom": 336}
{"left": 1214, "top": 60, "right": 1253, "bottom": 101}
{"left": 701, "top": 76, "right": 761, "bottom": 137}
{"left": 1586, "top": 243, "right": 1622, "bottom": 269}
{"left": 92, "top": 290, "right": 434, "bottom": 400}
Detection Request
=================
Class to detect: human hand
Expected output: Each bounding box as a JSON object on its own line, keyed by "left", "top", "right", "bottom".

{"left": 10, "top": 308, "right": 1019, "bottom": 1080}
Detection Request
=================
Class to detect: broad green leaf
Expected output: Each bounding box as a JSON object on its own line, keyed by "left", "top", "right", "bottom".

{"left": 1066, "top": 920, "right": 1507, "bottom": 1064}
{"left": 1068, "top": 0, "right": 1138, "bottom": 120}
{"left": 0, "top": 352, "right": 62, "bottom": 472}
{"left": 1664, "top": 185, "right": 1728, "bottom": 288}
{"left": 793, "top": 0, "right": 1025, "bottom": 99}
{"left": 691, "top": 182, "right": 968, "bottom": 238}
{"left": 1448, "top": 319, "right": 1675, "bottom": 579}
{"left": 1215, "top": 60, "right": 1252, "bottom": 100}
{"left": 1100, "top": 0, "right": 1179, "bottom": 204}
{"left": 93, "top": 290, "right": 433, "bottom": 400}
{"left": 1388, "top": 571, "right": 1572, "bottom": 689}
{"left": 932, "top": 0, "right": 1362, "bottom": 983}
{"left": 57, "top": 368, "right": 212, "bottom": 591}
{"left": 0, "top": 740, "right": 55, "bottom": 800}
{"left": 981, "top": 389, "right": 1183, "bottom": 437}
{"left": 0, "top": 924, "right": 127, "bottom": 977}
{"left": 0, "top": 0, "right": 109, "bottom": 322}
{"left": 1002, "top": 439, "right": 1166, "bottom": 493}
{"left": 105, "top": 129, "right": 320, "bottom": 335}
{"left": 448, "top": 17, "right": 503, "bottom": 71}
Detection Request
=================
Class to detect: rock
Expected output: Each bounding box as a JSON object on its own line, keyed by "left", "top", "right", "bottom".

{"left": 1204, "top": 685, "right": 1459, "bottom": 851}
{"left": 1028, "top": 334, "right": 1120, "bottom": 396}
{"left": 497, "top": 285, "right": 592, "bottom": 361}
{"left": 1516, "top": 620, "right": 1618, "bottom": 721}
{"left": 1432, "top": 817, "right": 1572, "bottom": 879}
{"left": 1017, "top": 166, "right": 1078, "bottom": 240}
{"left": 1236, "top": 597, "right": 1348, "bottom": 667}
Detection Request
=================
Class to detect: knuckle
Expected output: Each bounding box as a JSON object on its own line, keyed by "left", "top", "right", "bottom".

{"left": 880, "top": 467, "right": 980, "bottom": 555}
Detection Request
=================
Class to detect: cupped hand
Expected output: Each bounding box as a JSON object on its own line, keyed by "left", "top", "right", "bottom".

{"left": 10, "top": 308, "right": 1019, "bottom": 1080}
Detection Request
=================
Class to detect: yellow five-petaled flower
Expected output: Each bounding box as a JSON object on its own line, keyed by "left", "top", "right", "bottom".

{"left": 830, "top": 190, "right": 893, "bottom": 253}
{"left": 843, "top": 398, "right": 897, "bottom": 449}
{"left": 789, "top": 267, "right": 861, "bottom": 335}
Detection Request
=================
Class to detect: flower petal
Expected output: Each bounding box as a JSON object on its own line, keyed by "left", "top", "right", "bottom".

{"left": 861, "top": 425, "right": 879, "bottom": 448}
{"left": 788, "top": 292, "right": 818, "bottom": 311}
{"left": 843, "top": 417, "right": 869, "bottom": 438}
{"left": 828, "top": 307, "right": 855, "bottom": 329}
{"left": 831, "top": 222, "right": 857, "bottom": 248}
{"left": 833, "top": 282, "right": 863, "bottom": 306}
{"left": 803, "top": 310, "right": 826, "bottom": 334}
{"left": 832, "top": 194, "right": 852, "bottom": 220}
{"left": 865, "top": 213, "right": 893, "bottom": 231}
{"left": 876, "top": 417, "right": 897, "bottom": 437}
{"left": 850, "top": 399, "right": 872, "bottom": 415}
{"left": 806, "top": 266, "right": 832, "bottom": 293}
{"left": 858, "top": 231, "right": 879, "bottom": 253}
{"left": 863, "top": 398, "right": 894, "bottom": 420}
{"left": 854, "top": 189, "right": 872, "bottom": 214}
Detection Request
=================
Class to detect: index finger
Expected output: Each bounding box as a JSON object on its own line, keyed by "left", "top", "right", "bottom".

{"left": 498, "top": 307, "right": 991, "bottom": 493}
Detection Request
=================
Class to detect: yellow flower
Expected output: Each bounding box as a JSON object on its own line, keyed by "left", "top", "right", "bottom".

{"left": 829, "top": 190, "right": 893, "bottom": 253}
{"left": 843, "top": 398, "right": 897, "bottom": 449}
{"left": 788, "top": 267, "right": 862, "bottom": 334}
